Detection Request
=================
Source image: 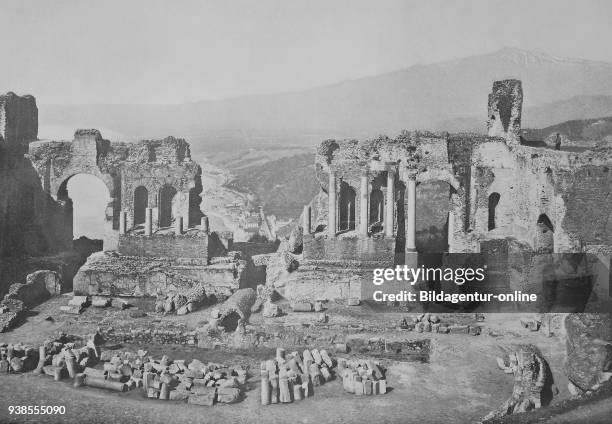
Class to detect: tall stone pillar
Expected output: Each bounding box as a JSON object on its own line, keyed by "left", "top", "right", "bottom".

{"left": 406, "top": 170, "right": 417, "bottom": 251}
{"left": 328, "top": 171, "right": 336, "bottom": 237}
{"left": 302, "top": 205, "right": 311, "bottom": 234}
{"left": 145, "top": 208, "right": 153, "bottom": 236}
{"left": 359, "top": 170, "right": 369, "bottom": 236}
{"left": 175, "top": 216, "right": 183, "bottom": 235}
{"left": 385, "top": 168, "right": 395, "bottom": 237}
{"left": 119, "top": 211, "right": 127, "bottom": 235}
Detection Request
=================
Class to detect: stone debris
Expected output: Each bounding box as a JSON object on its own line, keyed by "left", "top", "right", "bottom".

{"left": 339, "top": 358, "right": 387, "bottom": 396}
{"left": 13, "top": 336, "right": 249, "bottom": 407}
{"left": 1, "top": 331, "right": 103, "bottom": 377}
{"left": 260, "top": 347, "right": 338, "bottom": 405}
{"left": 291, "top": 302, "right": 312, "bottom": 312}
{"left": 154, "top": 288, "right": 206, "bottom": 316}
{"left": 59, "top": 305, "right": 83, "bottom": 315}
{"left": 91, "top": 296, "right": 112, "bottom": 308}
{"left": 69, "top": 296, "right": 89, "bottom": 307}
{"left": 398, "top": 314, "right": 482, "bottom": 336}
{"left": 520, "top": 316, "right": 541, "bottom": 332}
{"left": 484, "top": 344, "right": 552, "bottom": 420}
{"left": 262, "top": 301, "right": 282, "bottom": 318}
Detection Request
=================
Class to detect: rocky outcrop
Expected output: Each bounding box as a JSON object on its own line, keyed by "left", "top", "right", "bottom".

{"left": 565, "top": 313, "right": 612, "bottom": 392}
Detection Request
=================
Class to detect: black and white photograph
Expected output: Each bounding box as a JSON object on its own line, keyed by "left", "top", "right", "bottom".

{"left": 0, "top": 1, "right": 611, "bottom": 423}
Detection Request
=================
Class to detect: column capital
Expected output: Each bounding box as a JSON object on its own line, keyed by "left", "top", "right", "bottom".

{"left": 405, "top": 168, "right": 418, "bottom": 180}
{"left": 384, "top": 161, "right": 398, "bottom": 173}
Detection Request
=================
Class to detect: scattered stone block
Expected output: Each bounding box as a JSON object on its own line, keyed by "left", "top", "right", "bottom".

{"left": 69, "top": 296, "right": 88, "bottom": 307}
{"left": 468, "top": 325, "right": 482, "bottom": 336}
{"left": 262, "top": 301, "right": 282, "bottom": 318}
{"left": 316, "top": 313, "right": 328, "bottom": 323}
{"left": 112, "top": 298, "right": 129, "bottom": 310}
{"left": 335, "top": 343, "right": 349, "bottom": 353}
{"left": 347, "top": 298, "right": 361, "bottom": 306}
{"left": 169, "top": 389, "right": 190, "bottom": 401}
{"left": 129, "top": 310, "right": 146, "bottom": 318}
{"left": 59, "top": 305, "right": 82, "bottom": 314}
{"left": 188, "top": 389, "right": 216, "bottom": 406}
{"left": 217, "top": 387, "right": 240, "bottom": 404}
{"left": 91, "top": 296, "right": 111, "bottom": 308}
{"left": 292, "top": 302, "right": 312, "bottom": 312}
{"left": 448, "top": 325, "right": 469, "bottom": 334}
{"left": 520, "top": 317, "right": 541, "bottom": 331}
{"left": 314, "top": 301, "right": 324, "bottom": 312}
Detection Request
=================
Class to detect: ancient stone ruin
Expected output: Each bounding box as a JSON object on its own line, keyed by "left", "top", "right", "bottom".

{"left": 0, "top": 82, "right": 610, "bottom": 423}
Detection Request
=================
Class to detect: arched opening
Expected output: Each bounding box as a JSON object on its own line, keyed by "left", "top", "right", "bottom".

{"left": 188, "top": 187, "right": 203, "bottom": 228}
{"left": 133, "top": 186, "right": 148, "bottom": 225}
{"left": 488, "top": 192, "right": 501, "bottom": 231}
{"left": 536, "top": 214, "right": 554, "bottom": 253}
{"left": 59, "top": 173, "right": 111, "bottom": 242}
{"left": 369, "top": 188, "right": 384, "bottom": 232}
{"left": 158, "top": 185, "right": 177, "bottom": 228}
{"left": 338, "top": 183, "right": 356, "bottom": 232}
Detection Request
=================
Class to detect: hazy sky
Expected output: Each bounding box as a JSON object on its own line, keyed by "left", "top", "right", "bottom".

{"left": 2, "top": 0, "right": 612, "bottom": 105}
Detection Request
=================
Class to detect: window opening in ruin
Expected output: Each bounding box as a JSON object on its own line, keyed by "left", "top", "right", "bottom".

{"left": 536, "top": 214, "right": 554, "bottom": 253}
{"left": 133, "top": 186, "right": 148, "bottom": 225}
{"left": 338, "top": 184, "right": 356, "bottom": 232}
{"left": 62, "top": 173, "right": 111, "bottom": 241}
{"left": 188, "top": 187, "right": 203, "bottom": 228}
{"left": 488, "top": 192, "right": 500, "bottom": 231}
{"left": 369, "top": 188, "right": 384, "bottom": 232}
{"left": 158, "top": 185, "right": 177, "bottom": 228}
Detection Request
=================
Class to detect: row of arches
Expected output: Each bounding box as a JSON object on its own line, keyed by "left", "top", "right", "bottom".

{"left": 337, "top": 184, "right": 386, "bottom": 233}
{"left": 133, "top": 185, "right": 178, "bottom": 228}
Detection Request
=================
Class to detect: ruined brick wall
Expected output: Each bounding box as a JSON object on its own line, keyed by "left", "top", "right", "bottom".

{"left": 0, "top": 93, "right": 75, "bottom": 297}
{"left": 117, "top": 233, "right": 209, "bottom": 262}
{"left": 303, "top": 235, "right": 395, "bottom": 265}
{"left": 0, "top": 92, "right": 37, "bottom": 152}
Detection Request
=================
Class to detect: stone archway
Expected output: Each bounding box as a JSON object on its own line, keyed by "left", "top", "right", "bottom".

{"left": 158, "top": 185, "right": 178, "bottom": 228}
{"left": 536, "top": 214, "right": 554, "bottom": 253}
{"left": 133, "top": 186, "right": 148, "bottom": 225}
{"left": 338, "top": 183, "right": 356, "bottom": 232}
{"left": 56, "top": 172, "right": 114, "bottom": 249}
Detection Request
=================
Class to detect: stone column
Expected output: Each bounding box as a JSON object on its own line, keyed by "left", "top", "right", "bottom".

{"left": 302, "top": 205, "right": 311, "bottom": 234}
{"left": 359, "top": 170, "right": 369, "bottom": 236}
{"left": 144, "top": 208, "right": 153, "bottom": 236}
{"left": 406, "top": 170, "right": 417, "bottom": 251}
{"left": 328, "top": 171, "right": 336, "bottom": 237}
{"left": 202, "top": 216, "right": 209, "bottom": 233}
{"left": 385, "top": 168, "right": 395, "bottom": 237}
{"left": 175, "top": 216, "right": 183, "bottom": 235}
{"left": 119, "top": 211, "right": 127, "bottom": 235}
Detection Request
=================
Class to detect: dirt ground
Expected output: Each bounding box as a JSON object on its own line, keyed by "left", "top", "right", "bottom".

{"left": 0, "top": 295, "right": 607, "bottom": 424}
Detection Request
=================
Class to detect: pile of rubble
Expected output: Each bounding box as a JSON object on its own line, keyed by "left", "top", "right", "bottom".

{"left": 0, "top": 332, "right": 104, "bottom": 377}
{"left": 339, "top": 358, "right": 387, "bottom": 396}
{"left": 398, "top": 313, "right": 482, "bottom": 335}
{"left": 0, "top": 342, "right": 42, "bottom": 373}
{"left": 154, "top": 284, "right": 207, "bottom": 315}
{"left": 260, "top": 347, "right": 335, "bottom": 405}
{"left": 98, "top": 351, "right": 248, "bottom": 405}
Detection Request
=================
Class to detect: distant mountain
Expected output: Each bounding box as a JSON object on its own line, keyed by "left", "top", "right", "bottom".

{"left": 39, "top": 47, "right": 612, "bottom": 149}
{"left": 522, "top": 116, "right": 612, "bottom": 142}
{"left": 226, "top": 153, "right": 318, "bottom": 219}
